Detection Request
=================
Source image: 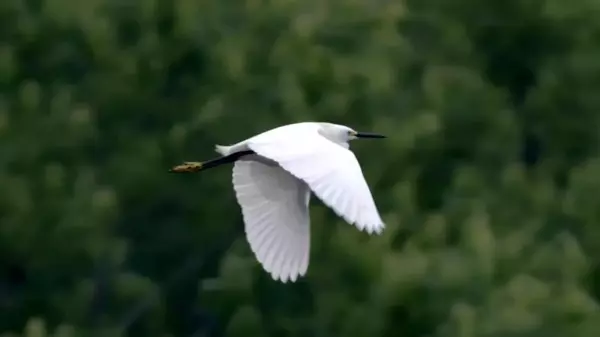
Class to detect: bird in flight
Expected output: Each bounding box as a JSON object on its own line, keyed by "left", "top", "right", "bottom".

{"left": 170, "top": 122, "right": 386, "bottom": 282}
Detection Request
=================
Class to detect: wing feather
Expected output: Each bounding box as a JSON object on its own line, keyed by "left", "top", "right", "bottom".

{"left": 247, "top": 133, "right": 384, "bottom": 234}
{"left": 232, "top": 157, "right": 311, "bottom": 282}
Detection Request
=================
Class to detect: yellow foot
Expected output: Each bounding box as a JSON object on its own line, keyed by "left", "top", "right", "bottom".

{"left": 169, "top": 161, "right": 203, "bottom": 173}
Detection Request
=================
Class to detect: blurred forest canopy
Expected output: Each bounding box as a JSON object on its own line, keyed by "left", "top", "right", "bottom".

{"left": 2, "top": 0, "right": 600, "bottom": 336}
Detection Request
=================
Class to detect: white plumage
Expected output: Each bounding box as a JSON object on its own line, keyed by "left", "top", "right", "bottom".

{"left": 173, "top": 122, "right": 385, "bottom": 282}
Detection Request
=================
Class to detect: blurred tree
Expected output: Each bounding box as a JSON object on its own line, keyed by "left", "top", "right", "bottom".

{"left": 1, "top": 0, "right": 600, "bottom": 336}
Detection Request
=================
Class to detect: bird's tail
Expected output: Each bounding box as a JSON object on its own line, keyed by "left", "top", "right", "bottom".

{"left": 214, "top": 144, "right": 232, "bottom": 156}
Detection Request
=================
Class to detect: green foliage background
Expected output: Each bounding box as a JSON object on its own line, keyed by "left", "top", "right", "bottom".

{"left": 2, "top": 0, "right": 600, "bottom": 336}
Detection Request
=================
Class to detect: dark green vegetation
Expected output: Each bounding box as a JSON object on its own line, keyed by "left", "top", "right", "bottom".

{"left": 2, "top": 0, "right": 600, "bottom": 336}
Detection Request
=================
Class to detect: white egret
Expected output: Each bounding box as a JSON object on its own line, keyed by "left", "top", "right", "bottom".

{"left": 170, "top": 122, "right": 385, "bottom": 282}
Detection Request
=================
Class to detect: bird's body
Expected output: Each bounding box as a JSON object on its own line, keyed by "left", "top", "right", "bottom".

{"left": 171, "top": 122, "right": 385, "bottom": 282}
{"left": 215, "top": 122, "right": 346, "bottom": 156}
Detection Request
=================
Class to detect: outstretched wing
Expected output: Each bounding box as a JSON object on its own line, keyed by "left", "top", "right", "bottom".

{"left": 247, "top": 133, "right": 384, "bottom": 234}
{"left": 232, "top": 156, "right": 311, "bottom": 282}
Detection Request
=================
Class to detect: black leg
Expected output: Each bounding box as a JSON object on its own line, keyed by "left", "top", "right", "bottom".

{"left": 169, "top": 150, "right": 255, "bottom": 173}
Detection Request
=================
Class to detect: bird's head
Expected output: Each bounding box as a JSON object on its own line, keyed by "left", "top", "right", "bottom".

{"left": 319, "top": 123, "right": 386, "bottom": 145}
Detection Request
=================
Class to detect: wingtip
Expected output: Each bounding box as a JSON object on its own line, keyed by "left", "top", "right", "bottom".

{"left": 271, "top": 271, "right": 302, "bottom": 284}
{"left": 373, "top": 223, "right": 385, "bottom": 235}
{"left": 361, "top": 221, "right": 385, "bottom": 235}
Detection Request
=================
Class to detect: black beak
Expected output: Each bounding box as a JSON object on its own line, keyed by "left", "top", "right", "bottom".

{"left": 356, "top": 132, "right": 386, "bottom": 139}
